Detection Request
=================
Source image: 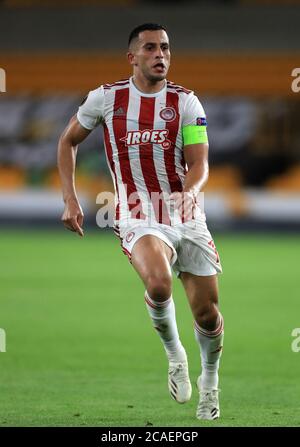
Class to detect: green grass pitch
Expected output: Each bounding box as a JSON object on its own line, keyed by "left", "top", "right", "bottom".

{"left": 0, "top": 229, "right": 299, "bottom": 427}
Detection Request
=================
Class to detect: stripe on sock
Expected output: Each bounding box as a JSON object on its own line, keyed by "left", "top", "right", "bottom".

{"left": 194, "top": 314, "right": 224, "bottom": 338}
{"left": 144, "top": 290, "right": 172, "bottom": 310}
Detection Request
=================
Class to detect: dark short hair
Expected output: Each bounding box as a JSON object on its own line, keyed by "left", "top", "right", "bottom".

{"left": 128, "top": 23, "right": 167, "bottom": 47}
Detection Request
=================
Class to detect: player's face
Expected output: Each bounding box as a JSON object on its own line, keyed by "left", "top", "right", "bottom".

{"left": 129, "top": 30, "right": 170, "bottom": 82}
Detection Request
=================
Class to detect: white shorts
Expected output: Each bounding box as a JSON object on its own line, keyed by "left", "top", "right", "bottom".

{"left": 114, "top": 219, "right": 222, "bottom": 277}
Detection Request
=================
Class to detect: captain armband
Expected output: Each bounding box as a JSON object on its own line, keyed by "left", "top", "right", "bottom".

{"left": 182, "top": 124, "right": 208, "bottom": 145}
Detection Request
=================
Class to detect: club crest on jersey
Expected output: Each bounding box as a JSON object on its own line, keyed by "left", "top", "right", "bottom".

{"left": 120, "top": 129, "right": 171, "bottom": 149}
{"left": 159, "top": 107, "right": 176, "bottom": 122}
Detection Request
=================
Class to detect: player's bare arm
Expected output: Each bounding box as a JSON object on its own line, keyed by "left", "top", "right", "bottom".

{"left": 57, "top": 115, "right": 91, "bottom": 236}
{"left": 170, "top": 142, "right": 209, "bottom": 220}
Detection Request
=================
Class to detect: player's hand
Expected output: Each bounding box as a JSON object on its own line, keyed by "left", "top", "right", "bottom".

{"left": 169, "top": 191, "right": 196, "bottom": 222}
{"left": 61, "top": 198, "right": 84, "bottom": 237}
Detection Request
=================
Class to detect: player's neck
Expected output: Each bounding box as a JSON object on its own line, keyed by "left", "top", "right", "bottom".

{"left": 132, "top": 75, "right": 166, "bottom": 94}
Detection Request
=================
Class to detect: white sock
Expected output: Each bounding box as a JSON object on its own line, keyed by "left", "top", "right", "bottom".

{"left": 194, "top": 313, "right": 224, "bottom": 390}
{"left": 144, "top": 290, "right": 187, "bottom": 363}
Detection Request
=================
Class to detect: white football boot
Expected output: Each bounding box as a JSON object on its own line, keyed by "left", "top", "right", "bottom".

{"left": 168, "top": 361, "right": 192, "bottom": 404}
{"left": 196, "top": 376, "right": 220, "bottom": 420}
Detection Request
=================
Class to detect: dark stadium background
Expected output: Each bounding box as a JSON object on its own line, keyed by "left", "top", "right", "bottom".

{"left": 0, "top": 0, "right": 300, "bottom": 428}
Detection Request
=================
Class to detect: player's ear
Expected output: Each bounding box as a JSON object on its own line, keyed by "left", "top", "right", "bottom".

{"left": 127, "top": 51, "right": 136, "bottom": 66}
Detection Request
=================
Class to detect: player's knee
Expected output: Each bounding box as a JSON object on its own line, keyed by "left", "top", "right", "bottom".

{"left": 146, "top": 274, "right": 172, "bottom": 302}
{"left": 196, "top": 303, "right": 220, "bottom": 331}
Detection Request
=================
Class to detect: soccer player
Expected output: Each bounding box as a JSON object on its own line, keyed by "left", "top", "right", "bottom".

{"left": 57, "top": 23, "right": 224, "bottom": 421}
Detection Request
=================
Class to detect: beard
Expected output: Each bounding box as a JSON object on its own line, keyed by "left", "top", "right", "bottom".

{"left": 147, "top": 73, "right": 166, "bottom": 82}
{"left": 142, "top": 66, "right": 167, "bottom": 83}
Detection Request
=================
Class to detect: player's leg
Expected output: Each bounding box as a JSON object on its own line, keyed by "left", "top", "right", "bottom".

{"left": 131, "top": 234, "right": 185, "bottom": 362}
{"left": 131, "top": 234, "right": 192, "bottom": 403}
{"left": 131, "top": 234, "right": 173, "bottom": 302}
{"left": 180, "top": 272, "right": 224, "bottom": 418}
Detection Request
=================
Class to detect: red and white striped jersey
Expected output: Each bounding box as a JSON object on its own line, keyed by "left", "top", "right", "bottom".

{"left": 77, "top": 77, "right": 207, "bottom": 226}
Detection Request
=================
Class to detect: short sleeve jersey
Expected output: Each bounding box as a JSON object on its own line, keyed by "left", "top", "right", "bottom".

{"left": 77, "top": 77, "right": 207, "bottom": 225}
